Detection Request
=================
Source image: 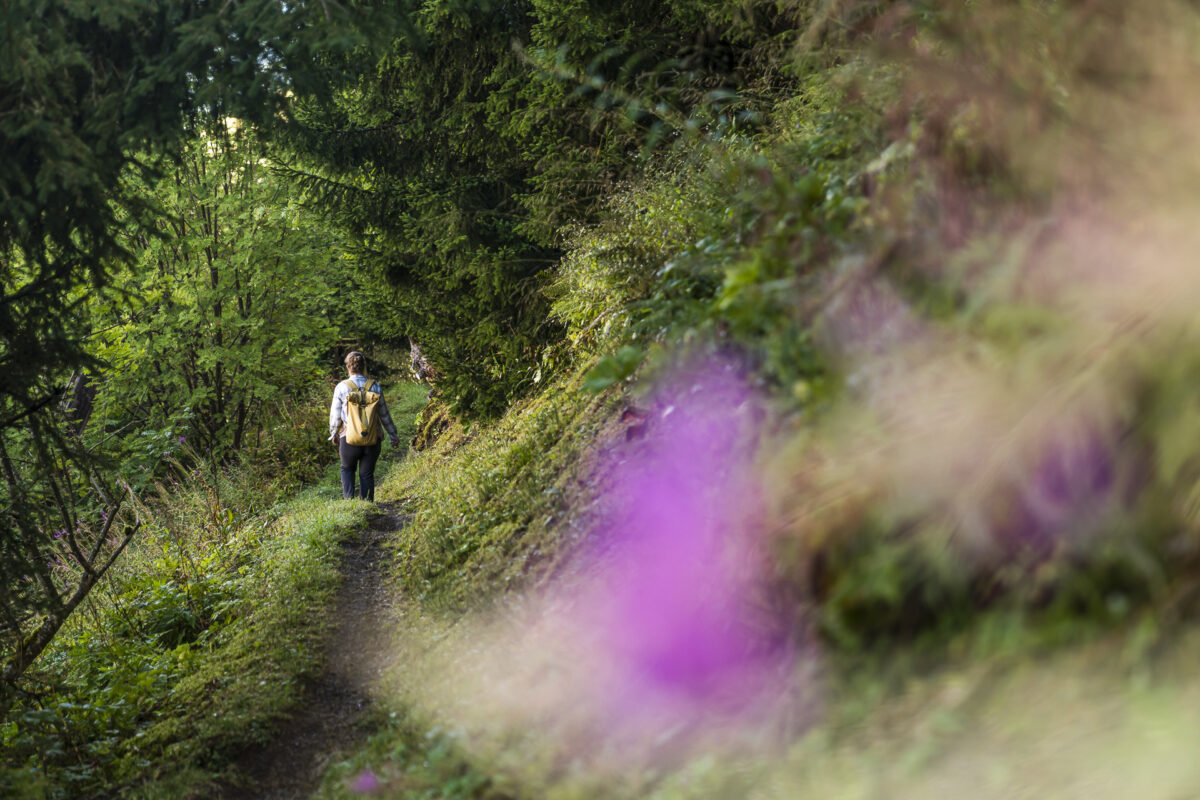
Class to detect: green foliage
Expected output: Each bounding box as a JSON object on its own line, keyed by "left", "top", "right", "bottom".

{"left": 381, "top": 382, "right": 441, "bottom": 453}
{"left": 0, "top": 0, "right": 384, "bottom": 426}
{"left": 411, "top": 399, "right": 455, "bottom": 452}
{"left": 505, "top": 0, "right": 799, "bottom": 241}
{"left": 0, "top": 480, "right": 364, "bottom": 798}
{"left": 126, "top": 497, "right": 355, "bottom": 786}
{"left": 237, "top": 389, "right": 350, "bottom": 500}
{"left": 382, "top": 365, "right": 619, "bottom": 612}
{"left": 284, "top": 0, "right": 807, "bottom": 417}
{"left": 85, "top": 124, "right": 341, "bottom": 466}
{"left": 1, "top": 376, "right": 419, "bottom": 794}
{"left": 0, "top": 0, "right": 392, "bottom": 703}
{"left": 546, "top": 158, "right": 721, "bottom": 349}
{"left": 283, "top": 0, "right": 562, "bottom": 418}
{"left": 548, "top": 70, "right": 884, "bottom": 408}
{"left": 312, "top": 707, "right": 494, "bottom": 800}
{"left": 582, "top": 346, "right": 644, "bottom": 393}
{"left": 0, "top": 412, "right": 137, "bottom": 704}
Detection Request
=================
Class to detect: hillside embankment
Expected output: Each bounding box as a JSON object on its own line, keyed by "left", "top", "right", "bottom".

{"left": 10, "top": 3, "right": 1200, "bottom": 798}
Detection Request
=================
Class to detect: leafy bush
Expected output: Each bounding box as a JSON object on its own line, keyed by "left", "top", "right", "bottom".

{"left": 544, "top": 65, "right": 890, "bottom": 414}
{"left": 0, "top": 466, "right": 364, "bottom": 798}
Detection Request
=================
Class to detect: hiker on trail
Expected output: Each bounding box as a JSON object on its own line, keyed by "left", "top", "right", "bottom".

{"left": 329, "top": 351, "right": 400, "bottom": 501}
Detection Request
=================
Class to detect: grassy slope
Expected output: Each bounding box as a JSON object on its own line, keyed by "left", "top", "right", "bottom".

{"left": 0, "top": 490, "right": 365, "bottom": 799}
{"left": 129, "top": 495, "right": 365, "bottom": 798}
{"left": 383, "top": 368, "right": 620, "bottom": 613}
{"left": 307, "top": 5, "right": 1200, "bottom": 796}
{"left": 311, "top": 370, "right": 1200, "bottom": 800}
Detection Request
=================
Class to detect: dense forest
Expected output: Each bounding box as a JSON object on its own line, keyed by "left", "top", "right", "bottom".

{"left": 6, "top": 0, "right": 1200, "bottom": 797}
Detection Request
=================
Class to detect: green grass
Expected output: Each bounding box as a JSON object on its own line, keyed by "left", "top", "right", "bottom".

{"left": 129, "top": 493, "right": 366, "bottom": 796}
{"left": 311, "top": 705, "right": 497, "bottom": 800}
{"left": 0, "top": 380, "right": 430, "bottom": 798}
{"left": 380, "top": 367, "right": 620, "bottom": 613}
{"left": 0, "top": 486, "right": 368, "bottom": 799}
{"left": 386, "top": 380, "right": 433, "bottom": 449}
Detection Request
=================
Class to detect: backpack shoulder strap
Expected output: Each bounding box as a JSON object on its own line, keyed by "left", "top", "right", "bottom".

{"left": 358, "top": 375, "right": 380, "bottom": 396}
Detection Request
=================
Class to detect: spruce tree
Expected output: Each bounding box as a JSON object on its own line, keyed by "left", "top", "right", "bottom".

{"left": 0, "top": 0, "right": 389, "bottom": 697}
{"left": 282, "top": 0, "right": 799, "bottom": 416}
{"left": 86, "top": 122, "right": 342, "bottom": 463}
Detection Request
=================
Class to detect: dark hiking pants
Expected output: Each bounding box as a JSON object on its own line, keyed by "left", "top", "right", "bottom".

{"left": 339, "top": 437, "right": 381, "bottom": 501}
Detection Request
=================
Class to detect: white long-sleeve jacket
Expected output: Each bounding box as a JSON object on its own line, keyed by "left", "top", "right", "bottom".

{"left": 328, "top": 376, "right": 400, "bottom": 444}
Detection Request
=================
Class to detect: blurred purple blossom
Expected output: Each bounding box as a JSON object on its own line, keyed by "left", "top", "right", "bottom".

{"left": 579, "top": 359, "right": 796, "bottom": 726}
{"left": 995, "top": 424, "right": 1116, "bottom": 557}
{"left": 349, "top": 769, "right": 380, "bottom": 794}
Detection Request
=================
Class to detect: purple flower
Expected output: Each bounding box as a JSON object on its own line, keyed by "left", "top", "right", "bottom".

{"left": 993, "top": 424, "right": 1115, "bottom": 558}
{"left": 435, "top": 358, "right": 818, "bottom": 764}
{"left": 577, "top": 359, "right": 797, "bottom": 724}
{"left": 349, "top": 769, "right": 380, "bottom": 794}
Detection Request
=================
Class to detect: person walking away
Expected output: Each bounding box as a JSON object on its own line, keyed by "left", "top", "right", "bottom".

{"left": 329, "top": 351, "right": 401, "bottom": 500}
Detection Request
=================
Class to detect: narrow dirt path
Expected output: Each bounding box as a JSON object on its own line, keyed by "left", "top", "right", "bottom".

{"left": 224, "top": 502, "right": 407, "bottom": 800}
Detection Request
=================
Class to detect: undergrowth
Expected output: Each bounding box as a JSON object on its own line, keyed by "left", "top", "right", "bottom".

{"left": 0, "top": 478, "right": 366, "bottom": 798}
{"left": 312, "top": 705, "right": 498, "bottom": 800}
{"left": 0, "top": 371, "right": 427, "bottom": 796}
{"left": 0, "top": 376, "right": 429, "bottom": 798}
{"left": 307, "top": 4, "right": 1200, "bottom": 796}
{"left": 381, "top": 367, "right": 621, "bottom": 613}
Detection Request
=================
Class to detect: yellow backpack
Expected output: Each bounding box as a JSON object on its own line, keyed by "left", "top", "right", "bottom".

{"left": 342, "top": 378, "right": 382, "bottom": 446}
